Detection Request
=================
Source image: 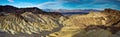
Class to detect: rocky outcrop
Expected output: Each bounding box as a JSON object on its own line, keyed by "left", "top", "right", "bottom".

{"left": 0, "top": 5, "right": 63, "bottom": 37}
{"left": 63, "top": 9, "right": 120, "bottom": 26}
{"left": 0, "top": 12, "right": 61, "bottom": 34}
{"left": 48, "top": 9, "right": 120, "bottom": 37}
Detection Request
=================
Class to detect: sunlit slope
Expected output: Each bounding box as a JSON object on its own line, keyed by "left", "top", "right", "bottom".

{"left": 64, "top": 11, "right": 120, "bottom": 26}
{"left": 0, "top": 12, "right": 61, "bottom": 34}
{"left": 48, "top": 9, "right": 120, "bottom": 37}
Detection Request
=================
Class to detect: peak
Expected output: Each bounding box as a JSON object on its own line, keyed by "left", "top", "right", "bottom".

{"left": 20, "top": 7, "right": 40, "bottom": 10}
{"left": 0, "top": 5, "right": 44, "bottom": 14}
{"left": 104, "top": 8, "right": 120, "bottom": 12}
{"left": 103, "top": 9, "right": 120, "bottom": 15}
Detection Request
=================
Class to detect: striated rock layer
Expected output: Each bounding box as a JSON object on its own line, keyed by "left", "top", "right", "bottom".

{"left": 0, "top": 12, "right": 60, "bottom": 34}
{"left": 48, "top": 9, "right": 120, "bottom": 37}
{"left": 0, "top": 5, "right": 63, "bottom": 37}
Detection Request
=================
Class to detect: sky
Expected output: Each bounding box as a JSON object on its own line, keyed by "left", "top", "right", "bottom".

{"left": 0, "top": 0, "right": 120, "bottom": 10}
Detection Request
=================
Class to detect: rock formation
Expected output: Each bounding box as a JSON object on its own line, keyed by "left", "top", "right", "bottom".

{"left": 0, "top": 5, "right": 63, "bottom": 37}
{"left": 48, "top": 9, "right": 120, "bottom": 37}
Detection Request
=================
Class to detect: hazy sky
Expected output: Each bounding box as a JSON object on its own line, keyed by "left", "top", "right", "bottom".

{"left": 0, "top": 0, "right": 120, "bottom": 10}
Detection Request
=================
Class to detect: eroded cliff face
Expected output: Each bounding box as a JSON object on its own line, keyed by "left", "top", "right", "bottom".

{"left": 63, "top": 9, "right": 120, "bottom": 26}
{"left": 0, "top": 6, "right": 120, "bottom": 37}
{"left": 53, "top": 9, "right": 120, "bottom": 37}
{"left": 0, "top": 12, "right": 61, "bottom": 34}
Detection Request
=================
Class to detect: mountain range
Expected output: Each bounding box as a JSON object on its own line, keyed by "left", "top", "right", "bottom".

{"left": 0, "top": 5, "right": 120, "bottom": 37}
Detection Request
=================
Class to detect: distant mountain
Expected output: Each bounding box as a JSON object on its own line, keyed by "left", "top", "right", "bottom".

{"left": 0, "top": 5, "right": 62, "bottom": 16}
{"left": 0, "top": 5, "right": 44, "bottom": 14}
{"left": 42, "top": 9, "right": 102, "bottom": 12}
{"left": 42, "top": 9, "right": 102, "bottom": 15}
{"left": 0, "top": 5, "right": 101, "bottom": 15}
